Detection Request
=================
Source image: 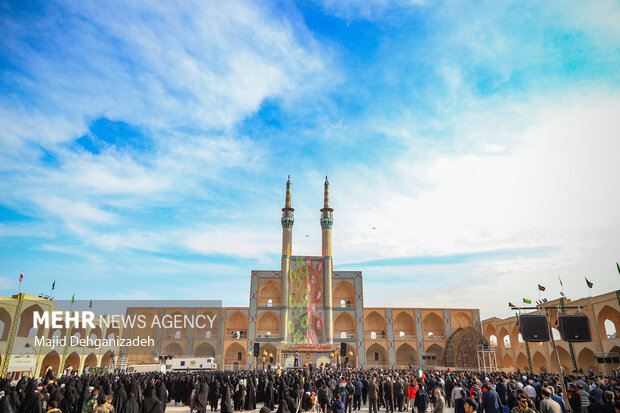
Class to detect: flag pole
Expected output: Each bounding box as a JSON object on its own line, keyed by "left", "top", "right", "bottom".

{"left": 558, "top": 275, "right": 566, "bottom": 298}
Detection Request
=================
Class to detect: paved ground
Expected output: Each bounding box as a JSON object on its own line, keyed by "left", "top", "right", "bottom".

{"left": 164, "top": 402, "right": 456, "bottom": 413}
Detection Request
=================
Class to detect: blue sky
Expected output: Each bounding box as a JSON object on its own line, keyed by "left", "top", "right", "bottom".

{"left": 1, "top": 0, "right": 619, "bottom": 318}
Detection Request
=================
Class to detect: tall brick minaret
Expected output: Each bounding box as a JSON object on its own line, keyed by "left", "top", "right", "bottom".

{"left": 321, "top": 176, "right": 334, "bottom": 343}
{"left": 281, "top": 175, "right": 294, "bottom": 342}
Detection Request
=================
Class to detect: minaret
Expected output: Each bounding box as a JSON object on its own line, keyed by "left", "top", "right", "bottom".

{"left": 281, "top": 175, "right": 294, "bottom": 342}
{"left": 320, "top": 176, "right": 334, "bottom": 343}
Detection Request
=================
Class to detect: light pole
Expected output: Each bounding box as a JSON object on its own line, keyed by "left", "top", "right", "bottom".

{"left": 263, "top": 350, "right": 267, "bottom": 370}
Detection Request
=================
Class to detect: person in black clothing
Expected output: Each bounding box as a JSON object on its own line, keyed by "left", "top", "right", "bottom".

{"left": 361, "top": 378, "right": 368, "bottom": 408}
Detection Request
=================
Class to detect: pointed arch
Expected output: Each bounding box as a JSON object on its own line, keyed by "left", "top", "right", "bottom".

{"left": 499, "top": 327, "right": 511, "bottom": 349}
{"left": 366, "top": 343, "right": 387, "bottom": 367}
{"left": 17, "top": 304, "right": 45, "bottom": 337}
{"left": 502, "top": 353, "right": 514, "bottom": 369}
{"left": 84, "top": 353, "right": 98, "bottom": 370}
{"left": 422, "top": 312, "right": 445, "bottom": 339}
{"left": 396, "top": 343, "right": 418, "bottom": 367}
{"left": 64, "top": 351, "right": 81, "bottom": 371}
{"left": 224, "top": 342, "right": 246, "bottom": 367}
{"left": 226, "top": 311, "right": 249, "bottom": 338}
{"left": 257, "top": 311, "right": 280, "bottom": 337}
{"left": 577, "top": 347, "right": 598, "bottom": 374}
{"left": 597, "top": 305, "right": 620, "bottom": 340}
{"left": 532, "top": 351, "right": 547, "bottom": 372}
{"left": 334, "top": 312, "right": 355, "bottom": 339}
{"left": 552, "top": 345, "right": 572, "bottom": 373}
{"left": 394, "top": 311, "right": 416, "bottom": 339}
{"left": 333, "top": 281, "right": 356, "bottom": 307}
{"left": 100, "top": 350, "right": 112, "bottom": 367}
{"left": 258, "top": 280, "right": 282, "bottom": 307}
{"left": 425, "top": 343, "right": 445, "bottom": 367}
{"left": 452, "top": 312, "right": 474, "bottom": 329}
{"left": 365, "top": 311, "right": 386, "bottom": 338}
{"left": 0, "top": 308, "right": 11, "bottom": 341}
{"left": 163, "top": 342, "right": 184, "bottom": 357}
{"left": 516, "top": 352, "right": 529, "bottom": 371}
{"left": 40, "top": 351, "right": 60, "bottom": 376}
{"left": 194, "top": 342, "right": 216, "bottom": 357}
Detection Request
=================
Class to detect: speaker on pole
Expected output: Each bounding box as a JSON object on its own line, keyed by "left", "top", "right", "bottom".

{"left": 518, "top": 314, "right": 550, "bottom": 342}
{"left": 558, "top": 314, "right": 591, "bottom": 342}
{"left": 254, "top": 342, "right": 260, "bottom": 355}
{"left": 340, "top": 342, "right": 346, "bottom": 356}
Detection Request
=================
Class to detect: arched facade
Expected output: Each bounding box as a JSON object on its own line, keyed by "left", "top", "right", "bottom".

{"left": 597, "top": 305, "right": 620, "bottom": 340}
{"left": 195, "top": 342, "right": 216, "bottom": 357}
{"left": 224, "top": 342, "right": 246, "bottom": 369}
{"left": 394, "top": 311, "right": 416, "bottom": 339}
{"left": 226, "top": 311, "right": 249, "bottom": 339}
{"left": 366, "top": 343, "right": 387, "bottom": 367}
{"left": 365, "top": 311, "right": 386, "bottom": 339}
{"left": 334, "top": 312, "right": 355, "bottom": 339}
{"left": 258, "top": 280, "right": 282, "bottom": 307}
{"left": 422, "top": 312, "right": 445, "bottom": 340}
{"left": 256, "top": 311, "right": 280, "bottom": 338}
{"left": 396, "top": 343, "right": 418, "bottom": 367}
{"left": 425, "top": 343, "right": 445, "bottom": 367}
{"left": 333, "top": 281, "right": 356, "bottom": 307}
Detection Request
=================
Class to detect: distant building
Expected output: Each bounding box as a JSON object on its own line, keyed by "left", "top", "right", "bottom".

{"left": 126, "top": 177, "right": 485, "bottom": 370}
{"left": 482, "top": 291, "right": 620, "bottom": 375}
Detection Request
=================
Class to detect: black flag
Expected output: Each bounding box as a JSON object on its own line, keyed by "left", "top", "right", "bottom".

{"left": 89, "top": 299, "right": 92, "bottom": 308}
{"left": 52, "top": 280, "right": 55, "bottom": 291}
{"left": 537, "top": 284, "right": 545, "bottom": 291}
{"left": 585, "top": 278, "right": 593, "bottom": 288}
{"left": 508, "top": 302, "right": 516, "bottom": 308}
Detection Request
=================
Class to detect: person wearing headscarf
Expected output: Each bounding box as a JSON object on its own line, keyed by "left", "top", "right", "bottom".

{"left": 154, "top": 381, "right": 166, "bottom": 412}
{"left": 208, "top": 379, "right": 219, "bottom": 412}
{"left": 122, "top": 393, "right": 139, "bottom": 413}
{"left": 219, "top": 382, "right": 232, "bottom": 413}
{"left": 23, "top": 388, "right": 43, "bottom": 413}
{"left": 194, "top": 383, "right": 209, "bottom": 413}
{"left": 233, "top": 381, "right": 245, "bottom": 412}
{"left": 112, "top": 384, "right": 128, "bottom": 413}
{"left": 244, "top": 376, "right": 256, "bottom": 411}
{"left": 139, "top": 387, "right": 163, "bottom": 413}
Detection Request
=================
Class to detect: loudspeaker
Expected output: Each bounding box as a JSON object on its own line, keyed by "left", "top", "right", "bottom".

{"left": 519, "top": 314, "right": 550, "bottom": 342}
{"left": 341, "top": 342, "right": 346, "bottom": 356}
{"left": 558, "top": 314, "right": 591, "bottom": 342}
{"left": 254, "top": 342, "right": 260, "bottom": 355}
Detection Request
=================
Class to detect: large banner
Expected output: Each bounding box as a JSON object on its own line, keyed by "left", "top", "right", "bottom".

{"left": 288, "top": 256, "right": 326, "bottom": 344}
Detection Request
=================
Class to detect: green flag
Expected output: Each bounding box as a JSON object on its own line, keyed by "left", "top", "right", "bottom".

{"left": 71, "top": 294, "right": 75, "bottom": 303}
{"left": 523, "top": 298, "right": 531, "bottom": 304}
{"left": 617, "top": 262, "right": 620, "bottom": 275}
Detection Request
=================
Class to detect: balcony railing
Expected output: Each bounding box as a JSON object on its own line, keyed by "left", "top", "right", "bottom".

{"left": 163, "top": 333, "right": 186, "bottom": 340}
{"left": 365, "top": 333, "right": 387, "bottom": 340}
{"left": 256, "top": 333, "right": 281, "bottom": 339}
{"left": 424, "top": 332, "right": 445, "bottom": 341}
{"left": 335, "top": 332, "right": 356, "bottom": 339}
{"left": 226, "top": 332, "right": 248, "bottom": 339}
{"left": 395, "top": 334, "right": 417, "bottom": 341}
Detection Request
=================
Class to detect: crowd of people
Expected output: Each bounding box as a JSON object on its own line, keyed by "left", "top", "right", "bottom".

{"left": 1, "top": 367, "right": 619, "bottom": 413}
